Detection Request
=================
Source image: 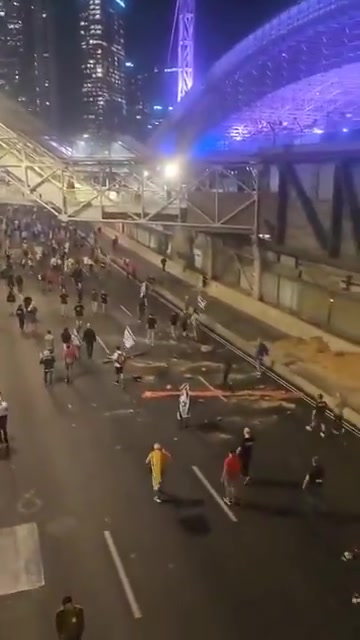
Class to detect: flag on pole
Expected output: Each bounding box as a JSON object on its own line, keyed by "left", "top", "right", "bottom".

{"left": 123, "top": 326, "right": 136, "bottom": 350}
{"left": 197, "top": 295, "right": 207, "bottom": 310}
{"left": 140, "top": 282, "right": 147, "bottom": 298}
{"left": 177, "top": 383, "right": 191, "bottom": 420}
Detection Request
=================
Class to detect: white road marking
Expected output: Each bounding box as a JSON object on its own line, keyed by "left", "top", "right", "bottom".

{"left": 104, "top": 409, "right": 134, "bottom": 416}
{"left": 120, "top": 305, "right": 132, "bottom": 317}
{"left": 0, "top": 523, "right": 45, "bottom": 595}
{"left": 192, "top": 466, "right": 238, "bottom": 523}
{"left": 104, "top": 531, "right": 143, "bottom": 619}
{"left": 97, "top": 336, "right": 110, "bottom": 354}
{"left": 197, "top": 375, "right": 227, "bottom": 402}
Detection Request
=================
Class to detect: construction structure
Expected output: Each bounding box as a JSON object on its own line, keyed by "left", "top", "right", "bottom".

{"left": 177, "top": 0, "right": 195, "bottom": 101}
{"left": 0, "top": 93, "right": 255, "bottom": 232}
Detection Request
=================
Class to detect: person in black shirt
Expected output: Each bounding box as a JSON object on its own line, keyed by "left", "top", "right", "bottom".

{"left": 61, "top": 327, "right": 72, "bottom": 346}
{"left": 15, "top": 303, "right": 25, "bottom": 331}
{"left": 100, "top": 290, "right": 108, "bottom": 313}
{"left": 138, "top": 297, "right": 146, "bottom": 322}
{"left": 82, "top": 324, "right": 97, "bottom": 359}
{"left": 146, "top": 313, "right": 157, "bottom": 346}
{"left": 169, "top": 311, "right": 178, "bottom": 339}
{"left": 237, "top": 427, "right": 255, "bottom": 485}
{"left": 306, "top": 393, "right": 327, "bottom": 438}
{"left": 302, "top": 456, "right": 325, "bottom": 512}
{"left": 74, "top": 302, "right": 84, "bottom": 330}
{"left": 222, "top": 353, "right": 233, "bottom": 388}
{"left": 60, "top": 289, "right": 69, "bottom": 317}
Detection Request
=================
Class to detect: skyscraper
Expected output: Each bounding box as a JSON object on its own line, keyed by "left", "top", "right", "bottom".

{"left": 0, "top": 0, "right": 27, "bottom": 103}
{"left": 79, "top": 0, "right": 126, "bottom": 133}
{"left": 0, "top": 0, "right": 59, "bottom": 126}
{"left": 29, "top": 0, "right": 58, "bottom": 125}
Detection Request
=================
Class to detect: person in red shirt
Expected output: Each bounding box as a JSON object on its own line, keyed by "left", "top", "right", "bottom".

{"left": 63, "top": 343, "right": 77, "bottom": 384}
{"left": 221, "top": 449, "right": 242, "bottom": 505}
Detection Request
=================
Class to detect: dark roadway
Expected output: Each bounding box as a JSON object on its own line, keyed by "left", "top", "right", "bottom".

{"left": 0, "top": 234, "right": 360, "bottom": 640}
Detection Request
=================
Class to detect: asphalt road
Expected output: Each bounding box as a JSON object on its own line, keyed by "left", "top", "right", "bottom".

{"left": 0, "top": 233, "right": 359, "bottom": 640}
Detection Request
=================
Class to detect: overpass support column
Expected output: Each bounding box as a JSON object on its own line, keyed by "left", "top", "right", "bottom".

{"left": 252, "top": 165, "right": 262, "bottom": 300}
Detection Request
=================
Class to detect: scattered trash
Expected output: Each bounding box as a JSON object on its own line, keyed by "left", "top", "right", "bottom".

{"left": 342, "top": 549, "right": 359, "bottom": 562}
{"left": 166, "top": 384, "right": 172, "bottom": 390}
{"left": 200, "top": 345, "right": 213, "bottom": 353}
{"left": 352, "top": 593, "right": 360, "bottom": 605}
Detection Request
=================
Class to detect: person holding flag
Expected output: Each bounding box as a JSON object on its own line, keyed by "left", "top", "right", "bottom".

{"left": 111, "top": 346, "right": 127, "bottom": 387}
{"left": 177, "top": 382, "right": 191, "bottom": 429}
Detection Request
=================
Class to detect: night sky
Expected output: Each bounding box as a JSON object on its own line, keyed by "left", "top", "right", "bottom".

{"left": 126, "top": 0, "right": 294, "bottom": 74}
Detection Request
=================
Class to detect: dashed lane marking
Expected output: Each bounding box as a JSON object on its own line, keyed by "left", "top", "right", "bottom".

{"left": 197, "top": 375, "right": 227, "bottom": 403}
{"left": 120, "top": 305, "right": 132, "bottom": 317}
{"left": 191, "top": 466, "right": 238, "bottom": 523}
{"left": 97, "top": 336, "right": 110, "bottom": 354}
{"left": 104, "top": 530, "right": 143, "bottom": 619}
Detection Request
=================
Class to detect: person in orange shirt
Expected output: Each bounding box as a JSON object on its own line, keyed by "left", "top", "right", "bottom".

{"left": 221, "top": 449, "right": 242, "bottom": 506}
{"left": 146, "top": 443, "right": 172, "bottom": 503}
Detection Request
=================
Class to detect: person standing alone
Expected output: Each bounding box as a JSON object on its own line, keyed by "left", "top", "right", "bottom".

{"left": 0, "top": 395, "right": 9, "bottom": 449}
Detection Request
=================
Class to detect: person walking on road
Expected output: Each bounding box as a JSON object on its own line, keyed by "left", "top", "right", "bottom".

{"left": 74, "top": 300, "right": 84, "bottom": 330}
{"left": 221, "top": 449, "right": 242, "bottom": 505}
{"left": 59, "top": 289, "right": 69, "bottom": 317}
{"left": 61, "top": 327, "right": 72, "bottom": 346}
{"left": 302, "top": 456, "right": 325, "bottom": 512}
{"left": 146, "top": 443, "right": 172, "bottom": 503}
{"left": 63, "top": 343, "right": 77, "bottom": 384}
{"left": 254, "top": 338, "right": 269, "bottom": 377}
{"left": 40, "top": 349, "right": 55, "bottom": 385}
{"left": 138, "top": 296, "right": 146, "bottom": 322}
{"left": 146, "top": 313, "right": 157, "bottom": 346}
{"left": 55, "top": 595, "right": 84, "bottom": 640}
{"left": 44, "top": 329, "right": 55, "bottom": 353}
{"left": 237, "top": 427, "right": 255, "bottom": 485}
{"left": 222, "top": 353, "right": 233, "bottom": 388}
{"left": 15, "top": 302, "right": 25, "bottom": 331}
{"left": 6, "top": 287, "right": 16, "bottom": 315}
{"left": 90, "top": 289, "right": 98, "bottom": 314}
{"left": 71, "top": 328, "right": 82, "bottom": 359}
{"left": 0, "top": 396, "right": 9, "bottom": 449}
{"left": 306, "top": 393, "right": 328, "bottom": 438}
{"left": 169, "top": 311, "right": 178, "bottom": 339}
{"left": 111, "top": 346, "right": 126, "bottom": 386}
{"left": 15, "top": 273, "right": 23, "bottom": 294}
{"left": 100, "top": 290, "right": 108, "bottom": 313}
{"left": 160, "top": 256, "right": 167, "bottom": 272}
{"left": 83, "top": 323, "right": 97, "bottom": 359}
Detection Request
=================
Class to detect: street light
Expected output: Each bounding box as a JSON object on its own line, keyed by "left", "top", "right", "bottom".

{"left": 164, "top": 162, "right": 179, "bottom": 180}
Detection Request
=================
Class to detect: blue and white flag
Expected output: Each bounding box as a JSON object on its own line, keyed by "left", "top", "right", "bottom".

{"left": 197, "top": 295, "right": 207, "bottom": 310}
{"left": 123, "top": 326, "right": 136, "bottom": 350}
{"left": 177, "top": 383, "right": 191, "bottom": 420}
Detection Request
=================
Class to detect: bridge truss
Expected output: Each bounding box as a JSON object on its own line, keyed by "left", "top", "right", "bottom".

{"left": 0, "top": 121, "right": 258, "bottom": 234}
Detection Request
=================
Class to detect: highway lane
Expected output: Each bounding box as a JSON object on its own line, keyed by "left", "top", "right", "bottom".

{"left": 0, "top": 243, "right": 360, "bottom": 638}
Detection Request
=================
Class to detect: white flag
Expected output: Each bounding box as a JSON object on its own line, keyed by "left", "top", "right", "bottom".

{"left": 177, "top": 383, "right": 190, "bottom": 419}
{"left": 140, "top": 282, "right": 147, "bottom": 298}
{"left": 197, "top": 295, "right": 207, "bottom": 310}
{"left": 123, "top": 326, "right": 136, "bottom": 350}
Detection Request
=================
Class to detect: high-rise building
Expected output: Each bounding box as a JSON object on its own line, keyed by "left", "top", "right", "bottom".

{"left": 29, "top": 0, "right": 58, "bottom": 125}
{"left": 79, "top": 0, "right": 126, "bottom": 133}
{"left": 0, "top": 0, "right": 59, "bottom": 127}
{"left": 0, "top": 0, "right": 27, "bottom": 103}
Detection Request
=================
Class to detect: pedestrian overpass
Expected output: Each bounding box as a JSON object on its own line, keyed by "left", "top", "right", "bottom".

{"left": 0, "top": 94, "right": 256, "bottom": 232}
